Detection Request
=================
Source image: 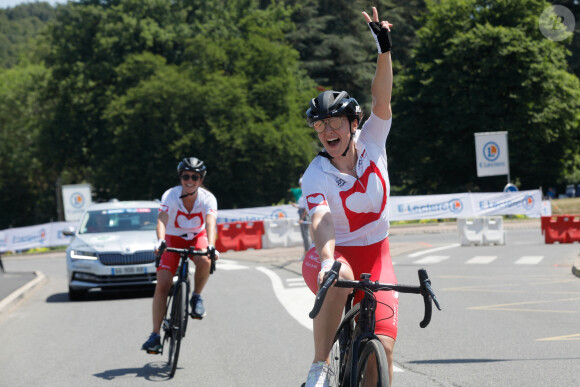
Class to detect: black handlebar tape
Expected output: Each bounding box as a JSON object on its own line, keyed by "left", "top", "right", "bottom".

{"left": 309, "top": 261, "right": 342, "bottom": 319}
{"left": 418, "top": 268, "right": 433, "bottom": 328}
{"left": 209, "top": 249, "right": 216, "bottom": 274}
{"left": 155, "top": 240, "right": 167, "bottom": 268}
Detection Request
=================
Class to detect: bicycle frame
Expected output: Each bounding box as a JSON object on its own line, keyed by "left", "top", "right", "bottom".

{"left": 155, "top": 242, "right": 216, "bottom": 377}
{"left": 310, "top": 261, "right": 441, "bottom": 386}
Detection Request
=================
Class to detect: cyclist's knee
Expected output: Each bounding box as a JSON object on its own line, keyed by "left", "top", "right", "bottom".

{"left": 194, "top": 255, "right": 211, "bottom": 268}
{"left": 156, "top": 270, "right": 173, "bottom": 292}
{"left": 378, "top": 335, "right": 395, "bottom": 357}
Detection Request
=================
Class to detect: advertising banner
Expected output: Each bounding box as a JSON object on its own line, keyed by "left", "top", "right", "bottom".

{"left": 62, "top": 184, "right": 92, "bottom": 222}
{"left": 217, "top": 204, "right": 298, "bottom": 224}
{"left": 390, "top": 189, "right": 542, "bottom": 220}
{"left": 470, "top": 190, "right": 543, "bottom": 218}
{"left": 474, "top": 132, "right": 509, "bottom": 177}
{"left": 390, "top": 193, "right": 472, "bottom": 221}
{"left": 2, "top": 222, "right": 77, "bottom": 253}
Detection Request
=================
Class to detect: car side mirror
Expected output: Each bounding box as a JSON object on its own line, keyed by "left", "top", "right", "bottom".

{"left": 62, "top": 226, "right": 76, "bottom": 237}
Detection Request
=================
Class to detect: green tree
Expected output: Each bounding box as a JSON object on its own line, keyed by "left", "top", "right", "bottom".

{"left": 38, "top": 0, "right": 316, "bottom": 211}
{"left": 390, "top": 0, "right": 580, "bottom": 195}
{"left": 0, "top": 65, "right": 53, "bottom": 228}
{"left": 287, "top": 0, "right": 426, "bottom": 112}
{"left": 0, "top": 2, "right": 56, "bottom": 69}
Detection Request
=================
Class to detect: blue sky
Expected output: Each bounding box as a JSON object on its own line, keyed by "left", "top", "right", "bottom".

{"left": 0, "top": 0, "right": 68, "bottom": 8}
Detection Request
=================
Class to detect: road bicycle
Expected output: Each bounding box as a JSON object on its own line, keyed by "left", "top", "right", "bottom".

{"left": 155, "top": 241, "right": 216, "bottom": 377}
{"left": 309, "top": 261, "right": 441, "bottom": 387}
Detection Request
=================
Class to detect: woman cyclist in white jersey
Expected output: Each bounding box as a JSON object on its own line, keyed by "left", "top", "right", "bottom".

{"left": 142, "top": 157, "right": 219, "bottom": 354}
{"left": 301, "top": 7, "right": 397, "bottom": 386}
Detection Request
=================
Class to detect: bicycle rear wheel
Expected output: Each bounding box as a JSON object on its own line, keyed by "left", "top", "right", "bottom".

{"left": 167, "top": 282, "right": 186, "bottom": 377}
{"left": 355, "top": 339, "right": 389, "bottom": 387}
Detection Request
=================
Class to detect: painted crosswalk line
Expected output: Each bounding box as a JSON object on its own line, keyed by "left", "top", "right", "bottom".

{"left": 466, "top": 256, "right": 498, "bottom": 264}
{"left": 413, "top": 255, "right": 450, "bottom": 265}
{"left": 515, "top": 256, "right": 544, "bottom": 265}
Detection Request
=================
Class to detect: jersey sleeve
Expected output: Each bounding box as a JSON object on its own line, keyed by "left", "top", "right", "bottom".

{"left": 159, "top": 188, "right": 173, "bottom": 214}
{"left": 203, "top": 193, "right": 218, "bottom": 219}
{"left": 302, "top": 169, "right": 330, "bottom": 217}
{"left": 360, "top": 112, "right": 392, "bottom": 148}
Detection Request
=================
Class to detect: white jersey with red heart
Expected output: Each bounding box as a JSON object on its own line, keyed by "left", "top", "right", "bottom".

{"left": 159, "top": 186, "right": 218, "bottom": 237}
{"left": 302, "top": 113, "right": 391, "bottom": 246}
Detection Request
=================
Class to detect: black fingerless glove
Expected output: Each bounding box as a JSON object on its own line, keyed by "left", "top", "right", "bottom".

{"left": 368, "top": 22, "right": 392, "bottom": 54}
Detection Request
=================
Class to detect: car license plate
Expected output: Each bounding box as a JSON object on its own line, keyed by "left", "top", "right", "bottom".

{"left": 111, "top": 266, "right": 148, "bottom": 275}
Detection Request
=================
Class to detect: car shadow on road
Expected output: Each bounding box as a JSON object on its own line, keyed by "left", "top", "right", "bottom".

{"left": 93, "top": 361, "right": 175, "bottom": 381}
{"left": 45, "top": 288, "right": 155, "bottom": 303}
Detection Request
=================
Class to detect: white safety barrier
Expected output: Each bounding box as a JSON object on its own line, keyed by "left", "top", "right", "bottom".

{"left": 458, "top": 217, "right": 505, "bottom": 246}
{"left": 262, "top": 219, "right": 304, "bottom": 249}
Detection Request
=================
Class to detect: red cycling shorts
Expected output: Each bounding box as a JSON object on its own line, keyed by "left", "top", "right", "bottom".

{"left": 302, "top": 237, "right": 398, "bottom": 340}
{"left": 157, "top": 230, "right": 209, "bottom": 275}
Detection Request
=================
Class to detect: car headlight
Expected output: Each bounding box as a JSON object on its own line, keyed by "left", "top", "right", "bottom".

{"left": 70, "top": 250, "right": 98, "bottom": 260}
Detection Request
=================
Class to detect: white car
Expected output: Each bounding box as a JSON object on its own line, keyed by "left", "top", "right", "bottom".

{"left": 65, "top": 200, "right": 159, "bottom": 300}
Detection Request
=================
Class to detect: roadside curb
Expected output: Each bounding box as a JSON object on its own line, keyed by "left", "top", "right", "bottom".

{"left": 0, "top": 271, "right": 47, "bottom": 316}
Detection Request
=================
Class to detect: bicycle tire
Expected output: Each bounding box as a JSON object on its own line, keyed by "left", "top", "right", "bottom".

{"left": 329, "top": 325, "right": 352, "bottom": 387}
{"left": 168, "top": 282, "right": 186, "bottom": 377}
{"left": 355, "top": 339, "right": 389, "bottom": 387}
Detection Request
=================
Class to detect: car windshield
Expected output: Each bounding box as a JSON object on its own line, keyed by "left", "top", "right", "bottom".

{"left": 79, "top": 208, "right": 158, "bottom": 234}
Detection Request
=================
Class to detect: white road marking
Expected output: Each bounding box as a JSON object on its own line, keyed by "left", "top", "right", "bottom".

{"left": 256, "top": 267, "right": 404, "bottom": 373}
{"left": 515, "top": 256, "right": 544, "bottom": 265}
{"left": 466, "top": 256, "right": 497, "bottom": 264}
{"left": 216, "top": 259, "right": 249, "bottom": 270}
{"left": 413, "top": 256, "right": 450, "bottom": 265}
{"left": 408, "top": 243, "right": 461, "bottom": 258}
{"left": 256, "top": 267, "right": 314, "bottom": 331}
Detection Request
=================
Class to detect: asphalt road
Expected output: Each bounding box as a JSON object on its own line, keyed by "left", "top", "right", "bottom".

{"left": 1, "top": 224, "right": 579, "bottom": 386}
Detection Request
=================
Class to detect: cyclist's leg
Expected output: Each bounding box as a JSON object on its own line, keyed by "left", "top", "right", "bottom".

{"left": 152, "top": 239, "right": 182, "bottom": 333}
{"left": 337, "top": 238, "right": 398, "bottom": 384}
{"left": 190, "top": 231, "right": 210, "bottom": 294}
{"left": 302, "top": 248, "right": 354, "bottom": 363}
{"left": 152, "top": 270, "right": 174, "bottom": 333}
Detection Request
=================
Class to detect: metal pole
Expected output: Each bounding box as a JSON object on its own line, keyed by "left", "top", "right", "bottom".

{"left": 56, "top": 178, "right": 64, "bottom": 222}
{"left": 506, "top": 132, "right": 511, "bottom": 185}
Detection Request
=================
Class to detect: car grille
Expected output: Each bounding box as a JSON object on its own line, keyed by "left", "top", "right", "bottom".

{"left": 98, "top": 251, "right": 155, "bottom": 266}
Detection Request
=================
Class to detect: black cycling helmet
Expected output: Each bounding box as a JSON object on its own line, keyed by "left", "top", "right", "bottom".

{"left": 306, "top": 90, "right": 362, "bottom": 127}
{"left": 177, "top": 157, "right": 206, "bottom": 178}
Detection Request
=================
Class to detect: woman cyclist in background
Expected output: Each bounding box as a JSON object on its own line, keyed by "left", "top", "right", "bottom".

{"left": 301, "top": 7, "right": 397, "bottom": 386}
{"left": 142, "top": 157, "right": 219, "bottom": 354}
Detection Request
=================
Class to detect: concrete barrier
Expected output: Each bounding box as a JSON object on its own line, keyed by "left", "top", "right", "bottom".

{"left": 458, "top": 217, "right": 505, "bottom": 246}
{"left": 262, "top": 219, "right": 303, "bottom": 249}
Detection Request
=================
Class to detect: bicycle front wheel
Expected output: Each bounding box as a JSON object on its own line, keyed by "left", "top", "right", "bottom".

{"left": 329, "top": 331, "right": 347, "bottom": 386}
{"left": 167, "top": 281, "right": 186, "bottom": 377}
{"left": 356, "top": 339, "right": 389, "bottom": 387}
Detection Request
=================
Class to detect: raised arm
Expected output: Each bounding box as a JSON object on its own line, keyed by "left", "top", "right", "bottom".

{"left": 362, "top": 7, "right": 393, "bottom": 120}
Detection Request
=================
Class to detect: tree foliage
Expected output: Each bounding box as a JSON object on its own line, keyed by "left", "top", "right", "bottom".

{"left": 390, "top": 0, "right": 580, "bottom": 194}
{"left": 37, "top": 0, "right": 316, "bottom": 213}
{"left": 0, "top": 2, "right": 56, "bottom": 68}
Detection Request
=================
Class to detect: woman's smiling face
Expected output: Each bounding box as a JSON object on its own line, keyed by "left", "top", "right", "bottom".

{"left": 316, "top": 116, "right": 355, "bottom": 157}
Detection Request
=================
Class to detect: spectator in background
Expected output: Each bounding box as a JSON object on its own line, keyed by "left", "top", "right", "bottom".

{"left": 546, "top": 187, "right": 556, "bottom": 200}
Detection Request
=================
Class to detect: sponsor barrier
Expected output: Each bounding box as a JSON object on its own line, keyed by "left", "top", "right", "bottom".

{"left": 543, "top": 215, "right": 580, "bottom": 244}
{"left": 215, "top": 221, "right": 265, "bottom": 252}
{"left": 1, "top": 190, "right": 543, "bottom": 253}
{"left": 262, "top": 219, "right": 303, "bottom": 249}
{"left": 458, "top": 217, "right": 505, "bottom": 246}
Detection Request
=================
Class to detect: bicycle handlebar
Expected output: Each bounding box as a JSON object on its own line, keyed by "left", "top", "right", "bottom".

{"left": 308, "top": 261, "right": 441, "bottom": 328}
{"left": 155, "top": 240, "right": 217, "bottom": 274}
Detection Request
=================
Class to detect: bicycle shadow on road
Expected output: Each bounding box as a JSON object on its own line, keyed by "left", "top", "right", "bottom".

{"left": 93, "top": 361, "right": 175, "bottom": 381}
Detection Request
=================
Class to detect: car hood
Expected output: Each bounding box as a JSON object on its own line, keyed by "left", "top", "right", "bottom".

{"left": 68, "top": 231, "right": 157, "bottom": 254}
